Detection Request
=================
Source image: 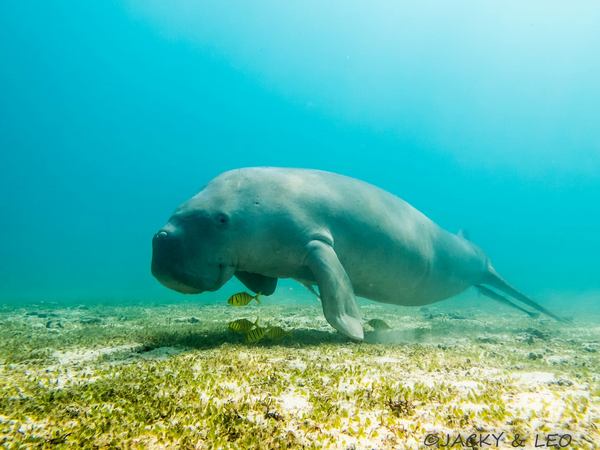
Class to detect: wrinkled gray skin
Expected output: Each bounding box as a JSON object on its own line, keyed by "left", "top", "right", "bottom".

{"left": 152, "top": 167, "right": 566, "bottom": 340}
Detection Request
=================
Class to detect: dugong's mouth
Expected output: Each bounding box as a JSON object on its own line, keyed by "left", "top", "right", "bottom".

{"left": 154, "top": 265, "right": 235, "bottom": 295}
{"left": 157, "top": 274, "right": 205, "bottom": 295}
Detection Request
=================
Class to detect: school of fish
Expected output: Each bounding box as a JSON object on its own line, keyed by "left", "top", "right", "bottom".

{"left": 225, "top": 291, "right": 389, "bottom": 343}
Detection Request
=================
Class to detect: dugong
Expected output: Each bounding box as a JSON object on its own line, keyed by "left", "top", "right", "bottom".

{"left": 151, "top": 167, "right": 566, "bottom": 340}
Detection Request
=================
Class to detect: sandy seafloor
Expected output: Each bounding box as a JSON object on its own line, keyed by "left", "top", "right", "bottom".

{"left": 1, "top": 293, "right": 599, "bottom": 449}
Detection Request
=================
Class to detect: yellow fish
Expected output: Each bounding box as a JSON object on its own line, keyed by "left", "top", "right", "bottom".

{"left": 228, "top": 318, "right": 259, "bottom": 334}
{"left": 266, "top": 326, "right": 293, "bottom": 340}
{"left": 366, "top": 319, "right": 391, "bottom": 331}
{"left": 227, "top": 291, "right": 262, "bottom": 306}
{"left": 245, "top": 325, "right": 268, "bottom": 343}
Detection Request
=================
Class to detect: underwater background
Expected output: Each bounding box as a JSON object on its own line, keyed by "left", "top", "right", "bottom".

{"left": 2, "top": 2, "right": 600, "bottom": 449}
{"left": 2, "top": 0, "right": 599, "bottom": 308}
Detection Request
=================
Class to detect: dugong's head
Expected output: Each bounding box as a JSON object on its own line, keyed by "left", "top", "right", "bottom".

{"left": 151, "top": 193, "right": 236, "bottom": 294}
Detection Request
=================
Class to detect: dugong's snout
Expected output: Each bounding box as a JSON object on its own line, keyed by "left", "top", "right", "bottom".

{"left": 151, "top": 228, "right": 206, "bottom": 294}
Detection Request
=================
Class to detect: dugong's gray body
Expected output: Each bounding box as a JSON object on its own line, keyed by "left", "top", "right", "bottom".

{"left": 151, "top": 167, "right": 565, "bottom": 340}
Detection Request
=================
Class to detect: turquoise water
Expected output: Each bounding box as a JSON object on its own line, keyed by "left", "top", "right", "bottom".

{"left": 1, "top": 0, "right": 599, "bottom": 311}
{"left": 2, "top": 4, "right": 600, "bottom": 448}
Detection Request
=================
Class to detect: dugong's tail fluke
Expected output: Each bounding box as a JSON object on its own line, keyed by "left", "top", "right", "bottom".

{"left": 475, "top": 285, "right": 540, "bottom": 319}
{"left": 483, "top": 268, "right": 571, "bottom": 323}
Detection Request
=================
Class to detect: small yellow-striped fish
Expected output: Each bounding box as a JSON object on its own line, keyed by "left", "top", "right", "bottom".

{"left": 228, "top": 318, "right": 259, "bottom": 334}
{"left": 245, "top": 326, "right": 268, "bottom": 343}
{"left": 266, "top": 326, "right": 293, "bottom": 341}
{"left": 227, "top": 291, "right": 262, "bottom": 306}
{"left": 366, "top": 319, "right": 391, "bottom": 331}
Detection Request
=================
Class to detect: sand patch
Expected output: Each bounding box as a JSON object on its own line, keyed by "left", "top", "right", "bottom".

{"left": 511, "top": 371, "right": 556, "bottom": 385}
{"left": 278, "top": 392, "right": 310, "bottom": 414}
{"left": 52, "top": 344, "right": 144, "bottom": 365}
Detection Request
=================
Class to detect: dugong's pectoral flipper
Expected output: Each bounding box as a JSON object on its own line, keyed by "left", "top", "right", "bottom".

{"left": 234, "top": 271, "right": 278, "bottom": 296}
{"left": 304, "top": 240, "right": 364, "bottom": 340}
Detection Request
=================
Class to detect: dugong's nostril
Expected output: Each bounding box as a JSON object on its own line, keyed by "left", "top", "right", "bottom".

{"left": 155, "top": 231, "right": 169, "bottom": 240}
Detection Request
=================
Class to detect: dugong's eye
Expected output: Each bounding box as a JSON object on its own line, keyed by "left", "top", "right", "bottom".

{"left": 215, "top": 213, "right": 229, "bottom": 226}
